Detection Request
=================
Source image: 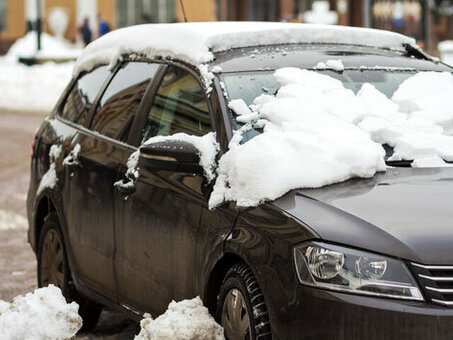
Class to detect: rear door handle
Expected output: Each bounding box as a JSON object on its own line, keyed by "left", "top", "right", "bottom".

{"left": 114, "top": 179, "right": 136, "bottom": 197}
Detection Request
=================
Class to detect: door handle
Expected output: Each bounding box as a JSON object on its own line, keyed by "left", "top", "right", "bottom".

{"left": 63, "top": 157, "right": 81, "bottom": 176}
{"left": 114, "top": 179, "right": 136, "bottom": 197}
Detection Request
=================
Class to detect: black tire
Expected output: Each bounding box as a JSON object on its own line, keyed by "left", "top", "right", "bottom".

{"left": 37, "top": 212, "right": 102, "bottom": 332}
{"left": 216, "top": 263, "right": 272, "bottom": 340}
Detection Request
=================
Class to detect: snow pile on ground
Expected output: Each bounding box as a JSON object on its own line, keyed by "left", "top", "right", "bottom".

{"left": 209, "top": 69, "right": 453, "bottom": 208}
{"left": 135, "top": 297, "right": 224, "bottom": 340}
{"left": 73, "top": 22, "right": 415, "bottom": 85}
{"left": 4, "top": 32, "right": 81, "bottom": 62}
{"left": 0, "top": 33, "right": 76, "bottom": 113}
{"left": 0, "top": 285, "right": 82, "bottom": 339}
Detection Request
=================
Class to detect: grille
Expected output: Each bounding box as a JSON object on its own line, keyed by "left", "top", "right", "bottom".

{"left": 410, "top": 262, "right": 453, "bottom": 307}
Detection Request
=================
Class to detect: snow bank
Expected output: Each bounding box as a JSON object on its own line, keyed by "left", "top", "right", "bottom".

{"left": 0, "top": 32, "right": 76, "bottom": 113}
{"left": 0, "top": 285, "right": 82, "bottom": 339}
{"left": 209, "top": 69, "right": 453, "bottom": 208}
{"left": 135, "top": 297, "right": 224, "bottom": 340}
{"left": 4, "top": 32, "right": 81, "bottom": 62}
{"left": 0, "top": 60, "right": 73, "bottom": 112}
{"left": 73, "top": 22, "right": 415, "bottom": 85}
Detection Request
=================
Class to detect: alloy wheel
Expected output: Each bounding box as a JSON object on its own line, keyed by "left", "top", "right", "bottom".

{"left": 39, "top": 229, "right": 66, "bottom": 289}
{"left": 221, "top": 288, "right": 252, "bottom": 340}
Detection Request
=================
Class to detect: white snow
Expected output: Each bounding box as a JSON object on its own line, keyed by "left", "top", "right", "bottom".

{"left": 209, "top": 68, "right": 453, "bottom": 208}
{"left": 126, "top": 149, "right": 141, "bottom": 181}
{"left": 438, "top": 40, "right": 453, "bottom": 65}
{"left": 144, "top": 132, "right": 219, "bottom": 182}
{"left": 73, "top": 22, "right": 415, "bottom": 87}
{"left": 62, "top": 143, "right": 81, "bottom": 166}
{"left": 37, "top": 145, "right": 62, "bottom": 195}
{"left": 0, "top": 285, "right": 82, "bottom": 339}
{"left": 0, "top": 33, "right": 76, "bottom": 113}
{"left": 135, "top": 297, "right": 224, "bottom": 340}
{"left": 315, "top": 59, "right": 345, "bottom": 72}
{"left": 412, "top": 156, "right": 453, "bottom": 168}
{"left": 4, "top": 31, "right": 81, "bottom": 62}
{"left": 0, "top": 210, "right": 28, "bottom": 230}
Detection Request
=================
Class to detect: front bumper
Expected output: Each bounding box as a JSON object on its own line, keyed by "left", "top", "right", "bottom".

{"left": 270, "top": 285, "right": 453, "bottom": 339}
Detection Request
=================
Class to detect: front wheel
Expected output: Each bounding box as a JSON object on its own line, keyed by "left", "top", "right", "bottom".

{"left": 37, "top": 213, "right": 102, "bottom": 332}
{"left": 216, "top": 263, "right": 272, "bottom": 340}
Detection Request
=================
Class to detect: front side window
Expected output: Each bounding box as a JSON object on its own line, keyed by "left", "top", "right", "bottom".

{"left": 141, "top": 66, "right": 212, "bottom": 143}
{"left": 61, "top": 65, "right": 110, "bottom": 125}
{"left": 91, "top": 62, "right": 160, "bottom": 142}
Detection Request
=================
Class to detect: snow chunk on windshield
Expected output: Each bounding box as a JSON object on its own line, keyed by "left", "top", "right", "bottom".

{"left": 0, "top": 285, "right": 82, "bottom": 339}
{"left": 210, "top": 68, "right": 386, "bottom": 208}
{"left": 315, "top": 59, "right": 345, "bottom": 72}
{"left": 210, "top": 69, "right": 453, "bottom": 208}
{"left": 135, "top": 297, "right": 224, "bottom": 340}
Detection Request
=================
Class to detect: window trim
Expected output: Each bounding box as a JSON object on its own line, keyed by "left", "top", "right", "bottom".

{"left": 57, "top": 65, "right": 112, "bottom": 128}
{"left": 130, "top": 59, "right": 219, "bottom": 148}
{"left": 85, "top": 59, "right": 166, "bottom": 147}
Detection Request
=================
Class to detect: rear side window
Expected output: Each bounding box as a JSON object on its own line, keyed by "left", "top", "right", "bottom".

{"left": 141, "top": 65, "right": 212, "bottom": 143}
{"left": 91, "top": 62, "right": 160, "bottom": 142}
{"left": 60, "top": 65, "right": 110, "bottom": 126}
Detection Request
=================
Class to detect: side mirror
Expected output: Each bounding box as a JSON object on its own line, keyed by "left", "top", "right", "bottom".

{"left": 139, "top": 140, "right": 203, "bottom": 174}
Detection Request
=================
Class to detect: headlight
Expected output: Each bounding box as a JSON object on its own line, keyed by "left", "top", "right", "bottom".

{"left": 294, "top": 242, "right": 423, "bottom": 301}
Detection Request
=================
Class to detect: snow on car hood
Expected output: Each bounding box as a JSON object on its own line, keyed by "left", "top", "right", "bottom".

{"left": 208, "top": 69, "right": 453, "bottom": 209}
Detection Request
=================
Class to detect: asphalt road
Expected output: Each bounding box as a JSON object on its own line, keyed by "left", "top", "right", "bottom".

{"left": 0, "top": 110, "right": 138, "bottom": 339}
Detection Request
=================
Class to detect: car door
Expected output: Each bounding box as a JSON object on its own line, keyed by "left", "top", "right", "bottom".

{"left": 114, "top": 64, "right": 215, "bottom": 315}
{"left": 64, "top": 61, "right": 160, "bottom": 300}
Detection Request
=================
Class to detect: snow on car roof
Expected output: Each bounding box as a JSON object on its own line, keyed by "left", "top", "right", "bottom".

{"left": 73, "top": 22, "right": 416, "bottom": 80}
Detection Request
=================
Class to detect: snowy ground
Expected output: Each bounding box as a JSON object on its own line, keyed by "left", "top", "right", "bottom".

{"left": 0, "top": 32, "right": 77, "bottom": 114}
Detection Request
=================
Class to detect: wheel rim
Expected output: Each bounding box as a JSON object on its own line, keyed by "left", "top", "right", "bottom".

{"left": 40, "top": 229, "right": 65, "bottom": 289}
{"left": 221, "top": 288, "right": 252, "bottom": 340}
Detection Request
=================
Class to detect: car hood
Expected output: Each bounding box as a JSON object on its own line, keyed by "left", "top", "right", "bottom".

{"left": 272, "top": 167, "right": 453, "bottom": 264}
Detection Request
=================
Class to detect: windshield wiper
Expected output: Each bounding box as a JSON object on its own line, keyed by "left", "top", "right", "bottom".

{"left": 385, "top": 159, "right": 413, "bottom": 167}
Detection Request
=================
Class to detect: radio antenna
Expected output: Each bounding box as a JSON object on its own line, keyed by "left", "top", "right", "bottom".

{"left": 179, "top": 0, "right": 188, "bottom": 22}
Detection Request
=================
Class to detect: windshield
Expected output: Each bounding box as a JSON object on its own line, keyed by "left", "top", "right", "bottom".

{"left": 221, "top": 69, "right": 453, "bottom": 165}
{"left": 223, "top": 70, "right": 417, "bottom": 106}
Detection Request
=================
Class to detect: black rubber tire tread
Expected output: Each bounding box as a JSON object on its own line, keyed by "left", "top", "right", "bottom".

{"left": 37, "top": 212, "right": 102, "bottom": 333}
{"left": 216, "top": 262, "right": 272, "bottom": 340}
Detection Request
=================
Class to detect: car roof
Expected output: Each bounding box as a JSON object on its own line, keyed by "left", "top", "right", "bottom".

{"left": 73, "top": 22, "right": 416, "bottom": 79}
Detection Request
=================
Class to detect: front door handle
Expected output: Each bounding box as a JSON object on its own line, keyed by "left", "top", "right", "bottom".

{"left": 114, "top": 179, "right": 136, "bottom": 197}
{"left": 63, "top": 157, "right": 81, "bottom": 176}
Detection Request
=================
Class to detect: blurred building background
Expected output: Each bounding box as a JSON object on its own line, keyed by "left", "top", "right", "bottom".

{"left": 1, "top": 0, "right": 453, "bottom": 55}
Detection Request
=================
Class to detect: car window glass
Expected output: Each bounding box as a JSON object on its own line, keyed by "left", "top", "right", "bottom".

{"left": 142, "top": 66, "right": 212, "bottom": 143}
{"left": 60, "top": 65, "right": 109, "bottom": 126}
{"left": 91, "top": 62, "right": 160, "bottom": 142}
